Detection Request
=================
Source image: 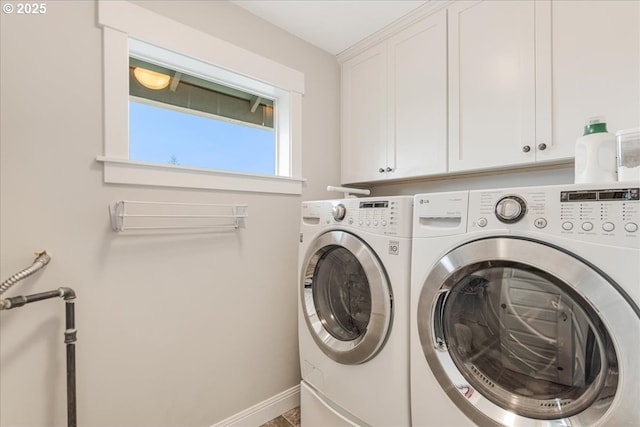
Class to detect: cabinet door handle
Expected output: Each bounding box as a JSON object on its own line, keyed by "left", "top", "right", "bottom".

{"left": 538, "top": 143, "right": 547, "bottom": 151}
{"left": 378, "top": 168, "right": 385, "bottom": 173}
{"left": 386, "top": 167, "right": 392, "bottom": 172}
{"left": 522, "top": 145, "right": 531, "bottom": 153}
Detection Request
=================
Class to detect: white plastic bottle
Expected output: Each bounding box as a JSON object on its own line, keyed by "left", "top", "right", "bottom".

{"left": 574, "top": 117, "right": 617, "bottom": 184}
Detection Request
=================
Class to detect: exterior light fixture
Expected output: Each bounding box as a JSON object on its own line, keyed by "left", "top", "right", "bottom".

{"left": 133, "top": 67, "right": 170, "bottom": 90}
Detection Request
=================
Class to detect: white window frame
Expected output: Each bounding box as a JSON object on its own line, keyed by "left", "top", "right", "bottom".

{"left": 97, "top": 0, "right": 305, "bottom": 194}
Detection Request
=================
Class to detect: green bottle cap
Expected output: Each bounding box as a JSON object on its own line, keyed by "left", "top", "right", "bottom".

{"left": 583, "top": 117, "right": 608, "bottom": 135}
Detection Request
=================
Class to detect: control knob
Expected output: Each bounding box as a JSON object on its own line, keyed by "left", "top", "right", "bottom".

{"left": 495, "top": 195, "right": 527, "bottom": 224}
{"left": 332, "top": 203, "right": 346, "bottom": 222}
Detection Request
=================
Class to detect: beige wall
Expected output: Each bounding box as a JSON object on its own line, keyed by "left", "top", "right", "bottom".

{"left": 0, "top": 1, "right": 340, "bottom": 426}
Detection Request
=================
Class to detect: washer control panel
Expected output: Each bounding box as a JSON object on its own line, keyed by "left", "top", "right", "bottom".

{"left": 469, "top": 184, "right": 639, "bottom": 248}
{"left": 559, "top": 188, "right": 639, "bottom": 235}
{"left": 301, "top": 196, "right": 413, "bottom": 238}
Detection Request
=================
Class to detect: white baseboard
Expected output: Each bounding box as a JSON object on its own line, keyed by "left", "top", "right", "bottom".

{"left": 211, "top": 384, "right": 301, "bottom": 427}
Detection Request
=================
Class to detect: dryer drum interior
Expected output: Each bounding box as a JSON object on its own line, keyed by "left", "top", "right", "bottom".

{"left": 418, "top": 237, "right": 629, "bottom": 425}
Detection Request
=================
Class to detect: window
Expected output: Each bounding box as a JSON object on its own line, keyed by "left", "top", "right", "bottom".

{"left": 97, "top": 0, "right": 304, "bottom": 194}
{"left": 129, "top": 99, "right": 274, "bottom": 174}
{"left": 129, "top": 55, "right": 276, "bottom": 174}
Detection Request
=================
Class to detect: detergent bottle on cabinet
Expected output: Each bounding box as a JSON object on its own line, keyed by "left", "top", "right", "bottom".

{"left": 574, "top": 116, "right": 617, "bottom": 184}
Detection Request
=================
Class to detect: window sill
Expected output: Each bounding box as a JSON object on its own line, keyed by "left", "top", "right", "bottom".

{"left": 96, "top": 157, "right": 304, "bottom": 195}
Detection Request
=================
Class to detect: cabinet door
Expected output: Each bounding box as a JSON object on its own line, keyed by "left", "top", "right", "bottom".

{"left": 341, "top": 44, "right": 388, "bottom": 184}
{"left": 540, "top": 0, "right": 640, "bottom": 162}
{"left": 388, "top": 9, "right": 448, "bottom": 179}
{"left": 448, "top": 0, "right": 537, "bottom": 172}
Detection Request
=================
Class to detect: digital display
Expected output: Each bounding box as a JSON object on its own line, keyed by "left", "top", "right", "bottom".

{"left": 599, "top": 190, "right": 639, "bottom": 200}
{"left": 561, "top": 188, "right": 639, "bottom": 202}
{"left": 565, "top": 192, "right": 597, "bottom": 201}
{"left": 359, "top": 201, "right": 389, "bottom": 208}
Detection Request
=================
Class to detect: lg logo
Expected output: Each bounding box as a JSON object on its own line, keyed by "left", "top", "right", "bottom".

{"left": 419, "top": 199, "right": 430, "bottom": 205}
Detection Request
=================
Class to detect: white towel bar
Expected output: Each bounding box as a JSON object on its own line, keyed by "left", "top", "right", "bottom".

{"left": 326, "top": 185, "right": 370, "bottom": 197}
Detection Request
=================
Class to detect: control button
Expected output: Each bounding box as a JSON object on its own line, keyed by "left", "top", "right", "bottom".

{"left": 358, "top": 220, "right": 363, "bottom": 226}
{"left": 602, "top": 222, "right": 614, "bottom": 232}
{"left": 534, "top": 218, "right": 547, "bottom": 229}
{"left": 582, "top": 222, "right": 594, "bottom": 232}
{"left": 625, "top": 222, "right": 639, "bottom": 233}
{"left": 373, "top": 220, "right": 379, "bottom": 226}
{"left": 382, "top": 220, "right": 388, "bottom": 227}
{"left": 477, "top": 217, "right": 488, "bottom": 227}
{"left": 495, "top": 195, "right": 527, "bottom": 224}
{"left": 326, "top": 217, "right": 331, "bottom": 224}
{"left": 562, "top": 221, "right": 574, "bottom": 231}
{"left": 366, "top": 220, "right": 371, "bottom": 226}
{"left": 348, "top": 217, "right": 354, "bottom": 225}
{"left": 332, "top": 203, "right": 346, "bottom": 221}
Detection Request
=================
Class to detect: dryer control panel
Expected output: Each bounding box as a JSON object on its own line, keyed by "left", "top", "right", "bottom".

{"left": 468, "top": 183, "right": 640, "bottom": 248}
{"left": 301, "top": 196, "right": 413, "bottom": 237}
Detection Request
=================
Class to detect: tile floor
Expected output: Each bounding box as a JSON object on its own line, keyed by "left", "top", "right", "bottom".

{"left": 260, "top": 407, "right": 301, "bottom": 427}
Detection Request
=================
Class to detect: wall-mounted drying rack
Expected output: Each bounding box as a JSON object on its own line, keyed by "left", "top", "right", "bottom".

{"left": 109, "top": 200, "right": 248, "bottom": 232}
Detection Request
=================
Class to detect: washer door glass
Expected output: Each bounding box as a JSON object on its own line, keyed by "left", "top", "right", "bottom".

{"left": 302, "top": 231, "right": 392, "bottom": 365}
{"left": 417, "top": 238, "right": 630, "bottom": 426}
{"left": 440, "top": 265, "right": 614, "bottom": 419}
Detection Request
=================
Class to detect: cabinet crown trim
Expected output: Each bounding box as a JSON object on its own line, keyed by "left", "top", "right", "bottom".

{"left": 337, "top": 0, "right": 453, "bottom": 63}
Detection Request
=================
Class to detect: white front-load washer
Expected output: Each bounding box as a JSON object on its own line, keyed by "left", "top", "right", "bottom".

{"left": 411, "top": 183, "right": 639, "bottom": 427}
{"left": 298, "top": 196, "right": 413, "bottom": 426}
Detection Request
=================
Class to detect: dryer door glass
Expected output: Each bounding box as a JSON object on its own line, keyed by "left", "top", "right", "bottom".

{"left": 302, "top": 231, "right": 392, "bottom": 365}
{"left": 312, "top": 246, "right": 372, "bottom": 341}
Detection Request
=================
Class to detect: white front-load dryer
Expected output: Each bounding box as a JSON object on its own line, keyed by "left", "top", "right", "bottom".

{"left": 411, "top": 183, "right": 640, "bottom": 427}
{"left": 299, "top": 196, "right": 413, "bottom": 426}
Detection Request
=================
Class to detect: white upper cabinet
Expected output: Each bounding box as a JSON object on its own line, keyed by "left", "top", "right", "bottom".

{"left": 387, "top": 10, "right": 448, "bottom": 180}
{"left": 448, "top": 0, "right": 540, "bottom": 172}
{"left": 341, "top": 0, "right": 639, "bottom": 182}
{"left": 449, "top": 0, "right": 640, "bottom": 173}
{"left": 341, "top": 44, "right": 388, "bottom": 183}
{"left": 544, "top": 0, "right": 640, "bottom": 162}
{"left": 341, "top": 10, "right": 447, "bottom": 184}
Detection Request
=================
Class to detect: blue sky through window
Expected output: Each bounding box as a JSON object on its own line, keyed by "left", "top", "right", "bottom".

{"left": 129, "top": 101, "right": 275, "bottom": 175}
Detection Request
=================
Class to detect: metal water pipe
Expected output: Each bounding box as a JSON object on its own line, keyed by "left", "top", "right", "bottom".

{"left": 0, "top": 287, "right": 77, "bottom": 427}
